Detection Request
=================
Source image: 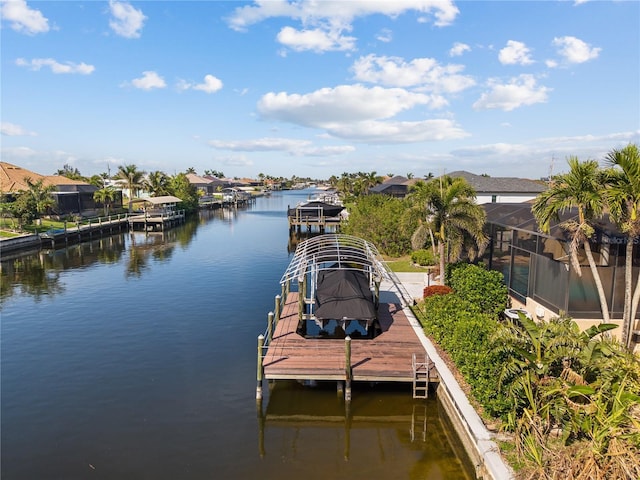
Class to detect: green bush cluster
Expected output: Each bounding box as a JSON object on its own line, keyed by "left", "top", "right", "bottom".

{"left": 447, "top": 262, "right": 509, "bottom": 317}
{"left": 411, "top": 249, "right": 437, "bottom": 266}
{"left": 416, "top": 293, "right": 510, "bottom": 417}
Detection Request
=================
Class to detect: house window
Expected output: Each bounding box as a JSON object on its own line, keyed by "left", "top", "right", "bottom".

{"left": 491, "top": 195, "right": 497, "bottom": 203}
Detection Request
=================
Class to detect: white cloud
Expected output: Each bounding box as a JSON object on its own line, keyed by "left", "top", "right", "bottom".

{"left": 227, "top": 1, "right": 458, "bottom": 53}
{"left": 276, "top": 25, "right": 356, "bottom": 52}
{"left": 449, "top": 42, "right": 470, "bottom": 57}
{"left": 324, "top": 118, "right": 469, "bottom": 143}
{"left": 178, "top": 74, "right": 224, "bottom": 94}
{"left": 194, "top": 75, "right": 224, "bottom": 93}
{"left": 1, "top": 122, "right": 37, "bottom": 136}
{"left": 209, "top": 137, "right": 356, "bottom": 156}
{"left": 109, "top": 0, "right": 146, "bottom": 39}
{"left": 258, "top": 84, "right": 435, "bottom": 127}
{"left": 376, "top": 28, "right": 392, "bottom": 43}
{"left": 552, "top": 36, "right": 600, "bottom": 64}
{"left": 256, "top": 84, "right": 468, "bottom": 143}
{"left": 217, "top": 155, "right": 254, "bottom": 167}
{"left": 499, "top": 40, "right": 534, "bottom": 65}
{"left": 209, "top": 137, "right": 311, "bottom": 152}
{"left": 0, "top": 0, "right": 49, "bottom": 35}
{"left": 15, "top": 57, "right": 95, "bottom": 74}
{"left": 128, "top": 71, "right": 166, "bottom": 90}
{"left": 1, "top": 146, "right": 37, "bottom": 159}
{"left": 351, "top": 54, "right": 475, "bottom": 93}
{"left": 473, "top": 74, "right": 550, "bottom": 111}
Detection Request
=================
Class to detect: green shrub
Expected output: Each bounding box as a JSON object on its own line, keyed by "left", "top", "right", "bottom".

{"left": 415, "top": 294, "right": 510, "bottom": 418}
{"left": 448, "top": 263, "right": 509, "bottom": 317}
{"left": 411, "top": 249, "right": 437, "bottom": 266}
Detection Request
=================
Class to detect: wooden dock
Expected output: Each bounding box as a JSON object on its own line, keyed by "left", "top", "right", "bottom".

{"left": 287, "top": 214, "right": 343, "bottom": 233}
{"left": 128, "top": 210, "right": 185, "bottom": 231}
{"left": 259, "top": 292, "right": 437, "bottom": 388}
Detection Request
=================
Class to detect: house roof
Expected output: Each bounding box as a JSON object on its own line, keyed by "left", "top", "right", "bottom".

{"left": 369, "top": 175, "right": 417, "bottom": 193}
{"left": 186, "top": 173, "right": 213, "bottom": 184}
{"left": 1, "top": 161, "right": 94, "bottom": 193}
{"left": 140, "top": 195, "right": 183, "bottom": 205}
{"left": 483, "top": 202, "right": 626, "bottom": 242}
{"left": 445, "top": 170, "right": 547, "bottom": 194}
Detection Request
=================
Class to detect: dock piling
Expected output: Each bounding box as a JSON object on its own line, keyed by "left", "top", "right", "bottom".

{"left": 256, "top": 334, "right": 264, "bottom": 400}
{"left": 344, "top": 336, "right": 352, "bottom": 403}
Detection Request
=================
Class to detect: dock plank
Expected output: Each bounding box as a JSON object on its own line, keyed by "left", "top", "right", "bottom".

{"left": 263, "top": 293, "right": 431, "bottom": 383}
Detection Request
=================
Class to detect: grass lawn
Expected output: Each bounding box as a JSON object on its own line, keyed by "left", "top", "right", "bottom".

{"left": 384, "top": 255, "right": 434, "bottom": 273}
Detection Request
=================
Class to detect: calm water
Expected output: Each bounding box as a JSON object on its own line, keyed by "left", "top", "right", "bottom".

{"left": 1, "top": 190, "right": 474, "bottom": 479}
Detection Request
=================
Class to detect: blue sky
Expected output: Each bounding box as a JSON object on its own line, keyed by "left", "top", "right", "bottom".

{"left": 1, "top": 0, "right": 638, "bottom": 181}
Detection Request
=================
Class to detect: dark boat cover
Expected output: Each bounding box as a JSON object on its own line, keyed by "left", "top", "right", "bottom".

{"left": 289, "top": 201, "right": 344, "bottom": 218}
{"left": 315, "top": 269, "right": 376, "bottom": 321}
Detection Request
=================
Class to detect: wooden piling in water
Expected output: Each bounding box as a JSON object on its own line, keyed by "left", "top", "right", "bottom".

{"left": 344, "top": 336, "right": 352, "bottom": 403}
{"left": 256, "top": 334, "right": 264, "bottom": 400}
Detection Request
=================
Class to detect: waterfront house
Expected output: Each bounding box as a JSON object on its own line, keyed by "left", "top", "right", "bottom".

{"left": 1, "top": 161, "right": 121, "bottom": 217}
{"left": 368, "top": 175, "right": 418, "bottom": 198}
{"left": 445, "top": 170, "right": 547, "bottom": 204}
{"left": 481, "top": 202, "right": 639, "bottom": 346}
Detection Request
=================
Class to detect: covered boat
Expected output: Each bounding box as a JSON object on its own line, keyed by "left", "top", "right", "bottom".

{"left": 280, "top": 234, "right": 394, "bottom": 339}
{"left": 287, "top": 200, "right": 345, "bottom": 220}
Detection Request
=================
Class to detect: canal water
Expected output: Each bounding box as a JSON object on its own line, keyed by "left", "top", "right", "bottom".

{"left": 1, "top": 190, "right": 475, "bottom": 479}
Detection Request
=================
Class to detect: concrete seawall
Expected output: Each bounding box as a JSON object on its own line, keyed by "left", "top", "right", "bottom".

{"left": 405, "top": 307, "right": 514, "bottom": 479}
{"left": 0, "top": 234, "right": 42, "bottom": 254}
{"left": 397, "top": 272, "right": 514, "bottom": 480}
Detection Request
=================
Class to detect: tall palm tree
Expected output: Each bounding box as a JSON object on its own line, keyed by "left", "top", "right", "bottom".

{"left": 532, "top": 157, "right": 610, "bottom": 323}
{"left": 410, "top": 176, "right": 487, "bottom": 284}
{"left": 604, "top": 143, "right": 640, "bottom": 347}
{"left": 114, "top": 164, "right": 145, "bottom": 212}
{"left": 93, "top": 186, "right": 118, "bottom": 216}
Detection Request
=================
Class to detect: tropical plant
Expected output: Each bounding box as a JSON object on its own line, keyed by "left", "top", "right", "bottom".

{"left": 166, "top": 172, "right": 199, "bottom": 213}
{"left": 409, "top": 176, "right": 488, "bottom": 284}
{"left": 604, "top": 143, "right": 640, "bottom": 348}
{"left": 93, "top": 186, "right": 118, "bottom": 216}
{"left": 114, "top": 164, "right": 145, "bottom": 212}
{"left": 22, "top": 177, "right": 55, "bottom": 225}
{"left": 532, "top": 157, "right": 611, "bottom": 323}
{"left": 341, "top": 194, "right": 417, "bottom": 256}
{"left": 145, "top": 170, "right": 169, "bottom": 197}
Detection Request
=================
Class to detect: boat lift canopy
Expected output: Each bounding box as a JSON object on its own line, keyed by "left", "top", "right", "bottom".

{"left": 280, "top": 234, "right": 392, "bottom": 286}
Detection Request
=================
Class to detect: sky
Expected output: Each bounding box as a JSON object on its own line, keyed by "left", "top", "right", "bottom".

{"left": 1, "top": 0, "right": 639, "bottom": 181}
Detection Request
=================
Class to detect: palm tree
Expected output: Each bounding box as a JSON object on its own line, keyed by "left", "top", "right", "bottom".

{"left": 114, "top": 164, "right": 145, "bottom": 213}
{"left": 24, "top": 177, "right": 55, "bottom": 225}
{"left": 145, "top": 170, "right": 169, "bottom": 197}
{"left": 93, "top": 186, "right": 118, "bottom": 216}
{"left": 532, "top": 157, "right": 610, "bottom": 323}
{"left": 410, "top": 176, "right": 487, "bottom": 284}
{"left": 604, "top": 144, "right": 640, "bottom": 347}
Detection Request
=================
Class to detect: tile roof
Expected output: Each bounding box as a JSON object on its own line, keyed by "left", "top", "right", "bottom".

{"left": 1, "top": 161, "right": 94, "bottom": 193}
{"left": 445, "top": 170, "right": 547, "bottom": 194}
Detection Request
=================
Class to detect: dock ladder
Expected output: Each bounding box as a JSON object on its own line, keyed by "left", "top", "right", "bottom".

{"left": 412, "top": 352, "right": 430, "bottom": 399}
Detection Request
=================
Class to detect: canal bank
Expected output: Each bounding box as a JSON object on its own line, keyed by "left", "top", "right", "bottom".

{"left": 396, "top": 272, "right": 514, "bottom": 480}
{"left": 2, "top": 191, "right": 477, "bottom": 480}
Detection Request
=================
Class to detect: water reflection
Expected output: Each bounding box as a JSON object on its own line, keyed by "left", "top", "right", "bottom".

{"left": 257, "top": 381, "right": 476, "bottom": 480}
{"left": 0, "top": 207, "right": 242, "bottom": 299}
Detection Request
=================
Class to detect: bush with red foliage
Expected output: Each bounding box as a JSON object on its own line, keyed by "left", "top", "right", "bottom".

{"left": 423, "top": 285, "right": 453, "bottom": 298}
